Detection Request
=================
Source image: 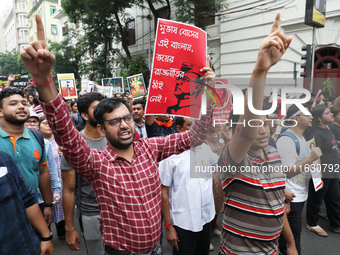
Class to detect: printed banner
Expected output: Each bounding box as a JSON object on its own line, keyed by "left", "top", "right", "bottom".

{"left": 13, "top": 74, "right": 29, "bottom": 89}
{"left": 306, "top": 139, "right": 323, "bottom": 191}
{"left": 145, "top": 18, "right": 207, "bottom": 118}
{"left": 102, "top": 77, "right": 124, "bottom": 94}
{"left": 94, "top": 85, "right": 113, "bottom": 98}
{"left": 0, "top": 74, "right": 29, "bottom": 90}
{"left": 57, "top": 73, "right": 77, "bottom": 99}
{"left": 0, "top": 75, "right": 7, "bottom": 90}
{"left": 126, "top": 74, "right": 147, "bottom": 98}
{"left": 213, "top": 79, "right": 232, "bottom": 120}
{"left": 86, "top": 81, "right": 97, "bottom": 93}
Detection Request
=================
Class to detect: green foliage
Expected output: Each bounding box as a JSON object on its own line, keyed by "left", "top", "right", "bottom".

{"left": 62, "top": 0, "right": 134, "bottom": 69}
{"left": 174, "top": 0, "right": 226, "bottom": 29}
{"left": 119, "top": 55, "right": 150, "bottom": 90}
{"left": 49, "top": 29, "right": 88, "bottom": 89}
{"left": 321, "top": 78, "right": 334, "bottom": 99}
{"left": 0, "top": 51, "right": 27, "bottom": 75}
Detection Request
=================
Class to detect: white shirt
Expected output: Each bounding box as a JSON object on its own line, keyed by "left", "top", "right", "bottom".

{"left": 277, "top": 133, "right": 310, "bottom": 202}
{"left": 159, "top": 144, "right": 217, "bottom": 232}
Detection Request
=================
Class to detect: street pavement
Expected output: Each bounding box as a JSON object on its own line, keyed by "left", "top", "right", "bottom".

{"left": 52, "top": 204, "right": 340, "bottom": 255}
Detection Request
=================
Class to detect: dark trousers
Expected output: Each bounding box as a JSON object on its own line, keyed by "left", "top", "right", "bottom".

{"left": 173, "top": 221, "right": 212, "bottom": 255}
{"left": 307, "top": 178, "right": 340, "bottom": 228}
{"left": 279, "top": 201, "right": 305, "bottom": 255}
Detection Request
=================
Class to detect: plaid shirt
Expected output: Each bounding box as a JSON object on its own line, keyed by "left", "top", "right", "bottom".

{"left": 41, "top": 94, "right": 211, "bottom": 253}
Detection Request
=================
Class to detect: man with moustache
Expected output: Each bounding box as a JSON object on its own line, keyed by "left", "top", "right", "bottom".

{"left": 20, "top": 14, "right": 214, "bottom": 254}
{"left": 0, "top": 88, "right": 53, "bottom": 225}
{"left": 60, "top": 92, "right": 106, "bottom": 254}
{"left": 133, "top": 98, "right": 148, "bottom": 138}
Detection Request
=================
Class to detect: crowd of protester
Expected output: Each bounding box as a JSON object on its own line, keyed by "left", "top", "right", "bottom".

{"left": 1, "top": 12, "right": 340, "bottom": 255}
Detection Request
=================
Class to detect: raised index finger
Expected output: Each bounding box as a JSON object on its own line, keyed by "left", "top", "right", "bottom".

{"left": 36, "top": 14, "right": 45, "bottom": 43}
{"left": 270, "top": 12, "right": 280, "bottom": 33}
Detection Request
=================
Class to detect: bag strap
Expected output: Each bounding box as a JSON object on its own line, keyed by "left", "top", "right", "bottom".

{"left": 278, "top": 131, "right": 300, "bottom": 155}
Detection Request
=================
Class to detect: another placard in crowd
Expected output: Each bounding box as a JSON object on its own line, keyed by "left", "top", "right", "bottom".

{"left": 0, "top": 75, "right": 7, "bottom": 90}
{"left": 57, "top": 73, "right": 77, "bottom": 99}
{"left": 86, "top": 81, "right": 97, "bottom": 93}
{"left": 126, "top": 73, "right": 147, "bottom": 98}
{"left": 94, "top": 85, "right": 113, "bottom": 98}
{"left": 145, "top": 19, "right": 207, "bottom": 118}
{"left": 306, "top": 139, "right": 323, "bottom": 191}
{"left": 0, "top": 74, "right": 29, "bottom": 90}
{"left": 213, "top": 79, "right": 232, "bottom": 120}
{"left": 102, "top": 77, "right": 124, "bottom": 94}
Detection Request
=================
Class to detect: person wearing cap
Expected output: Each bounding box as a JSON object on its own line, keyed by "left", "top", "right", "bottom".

{"left": 25, "top": 110, "right": 40, "bottom": 130}
{"left": 276, "top": 105, "right": 322, "bottom": 254}
{"left": 25, "top": 111, "right": 62, "bottom": 230}
{"left": 0, "top": 88, "right": 53, "bottom": 225}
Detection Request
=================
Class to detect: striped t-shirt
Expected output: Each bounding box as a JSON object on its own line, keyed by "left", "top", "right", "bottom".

{"left": 218, "top": 144, "right": 285, "bottom": 255}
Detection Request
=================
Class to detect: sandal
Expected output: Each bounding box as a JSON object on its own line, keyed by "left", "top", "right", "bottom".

{"left": 306, "top": 224, "right": 328, "bottom": 237}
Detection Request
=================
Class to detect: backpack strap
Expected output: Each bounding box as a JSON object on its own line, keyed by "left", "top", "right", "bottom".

{"left": 29, "top": 128, "right": 45, "bottom": 155}
{"left": 278, "top": 131, "right": 300, "bottom": 155}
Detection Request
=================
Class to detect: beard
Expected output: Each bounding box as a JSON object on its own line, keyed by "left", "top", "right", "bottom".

{"left": 88, "top": 115, "right": 98, "bottom": 128}
{"left": 4, "top": 112, "right": 29, "bottom": 126}
{"left": 106, "top": 128, "right": 136, "bottom": 150}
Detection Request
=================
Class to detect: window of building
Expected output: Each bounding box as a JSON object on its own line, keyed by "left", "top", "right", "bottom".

{"left": 51, "top": 24, "right": 58, "bottom": 35}
{"left": 50, "top": 6, "right": 57, "bottom": 15}
{"left": 126, "top": 20, "right": 135, "bottom": 46}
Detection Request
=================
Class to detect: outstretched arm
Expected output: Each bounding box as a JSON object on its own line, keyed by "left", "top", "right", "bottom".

{"left": 21, "top": 14, "right": 98, "bottom": 181}
{"left": 20, "top": 14, "right": 57, "bottom": 101}
{"left": 228, "top": 13, "right": 292, "bottom": 164}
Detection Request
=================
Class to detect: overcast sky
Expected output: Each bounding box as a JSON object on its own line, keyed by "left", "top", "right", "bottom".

{"left": 0, "top": 0, "right": 14, "bottom": 18}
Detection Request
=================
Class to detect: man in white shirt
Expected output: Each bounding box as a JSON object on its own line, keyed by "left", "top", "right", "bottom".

{"left": 160, "top": 117, "right": 217, "bottom": 255}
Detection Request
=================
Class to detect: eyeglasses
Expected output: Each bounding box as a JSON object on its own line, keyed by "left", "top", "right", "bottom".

{"left": 26, "top": 120, "right": 38, "bottom": 124}
{"left": 103, "top": 114, "right": 135, "bottom": 127}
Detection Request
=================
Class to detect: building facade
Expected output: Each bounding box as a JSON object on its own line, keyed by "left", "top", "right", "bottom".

{"left": 1, "top": 0, "right": 29, "bottom": 52}
{"left": 27, "top": 0, "right": 61, "bottom": 43}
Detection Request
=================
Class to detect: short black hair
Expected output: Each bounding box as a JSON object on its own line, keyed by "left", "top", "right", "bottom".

{"left": 33, "top": 96, "right": 39, "bottom": 106}
{"left": 174, "top": 116, "right": 185, "bottom": 128}
{"left": 132, "top": 98, "right": 146, "bottom": 110}
{"left": 77, "top": 92, "right": 105, "bottom": 115}
{"left": 94, "top": 97, "right": 130, "bottom": 125}
{"left": 331, "top": 106, "right": 340, "bottom": 116}
{"left": 312, "top": 105, "right": 328, "bottom": 128}
{"left": 0, "top": 88, "right": 25, "bottom": 108}
{"left": 286, "top": 104, "right": 300, "bottom": 119}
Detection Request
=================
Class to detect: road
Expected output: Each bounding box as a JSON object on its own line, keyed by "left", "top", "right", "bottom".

{"left": 51, "top": 204, "right": 340, "bottom": 255}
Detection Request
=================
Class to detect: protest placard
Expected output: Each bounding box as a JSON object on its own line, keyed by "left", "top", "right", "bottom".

{"left": 0, "top": 75, "right": 7, "bottom": 90}
{"left": 213, "top": 79, "right": 232, "bottom": 120}
{"left": 0, "top": 74, "right": 30, "bottom": 90}
{"left": 94, "top": 85, "right": 113, "bottom": 98}
{"left": 306, "top": 139, "right": 323, "bottom": 191}
{"left": 86, "top": 81, "right": 97, "bottom": 93}
{"left": 102, "top": 77, "right": 124, "bottom": 94}
{"left": 126, "top": 74, "right": 147, "bottom": 98}
{"left": 57, "top": 73, "right": 77, "bottom": 99}
{"left": 145, "top": 18, "right": 207, "bottom": 118}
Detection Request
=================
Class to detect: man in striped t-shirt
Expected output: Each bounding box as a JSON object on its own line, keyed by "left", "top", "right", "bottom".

{"left": 218, "top": 13, "right": 297, "bottom": 255}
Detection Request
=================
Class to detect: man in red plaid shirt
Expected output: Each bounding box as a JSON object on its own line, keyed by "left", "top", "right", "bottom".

{"left": 20, "top": 15, "right": 215, "bottom": 255}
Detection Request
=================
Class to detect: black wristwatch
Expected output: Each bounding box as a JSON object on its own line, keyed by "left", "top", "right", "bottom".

{"left": 44, "top": 203, "right": 53, "bottom": 208}
{"left": 40, "top": 232, "right": 53, "bottom": 241}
